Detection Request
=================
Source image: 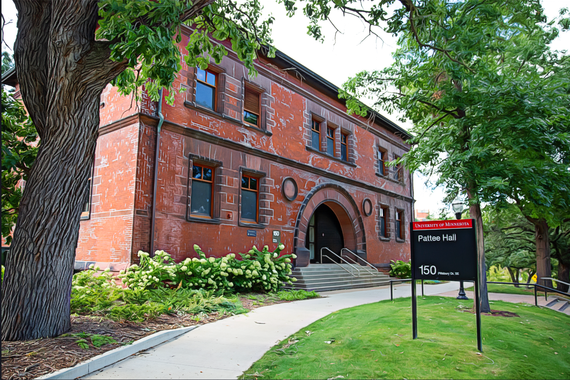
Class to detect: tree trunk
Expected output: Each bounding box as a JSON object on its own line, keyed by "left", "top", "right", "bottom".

{"left": 465, "top": 195, "right": 491, "bottom": 313}
{"left": 558, "top": 260, "right": 569, "bottom": 293}
{"left": 1, "top": 0, "right": 126, "bottom": 341}
{"left": 1, "top": 107, "right": 99, "bottom": 340}
{"left": 507, "top": 267, "right": 519, "bottom": 287}
{"left": 532, "top": 219, "right": 553, "bottom": 289}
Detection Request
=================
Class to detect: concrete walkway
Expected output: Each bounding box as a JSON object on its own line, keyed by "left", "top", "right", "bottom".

{"left": 84, "top": 282, "right": 461, "bottom": 379}
{"left": 438, "top": 289, "right": 570, "bottom": 316}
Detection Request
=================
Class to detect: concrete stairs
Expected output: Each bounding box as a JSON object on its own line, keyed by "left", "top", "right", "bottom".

{"left": 284, "top": 264, "right": 393, "bottom": 292}
{"left": 545, "top": 296, "right": 570, "bottom": 315}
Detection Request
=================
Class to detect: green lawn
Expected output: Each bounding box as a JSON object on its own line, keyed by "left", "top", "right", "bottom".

{"left": 241, "top": 297, "right": 570, "bottom": 379}
{"left": 466, "top": 283, "right": 538, "bottom": 296}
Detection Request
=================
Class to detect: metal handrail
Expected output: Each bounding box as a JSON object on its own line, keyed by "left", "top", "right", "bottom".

{"left": 389, "top": 278, "right": 424, "bottom": 300}
{"left": 486, "top": 281, "right": 569, "bottom": 305}
{"left": 340, "top": 248, "right": 377, "bottom": 275}
{"left": 321, "top": 254, "right": 357, "bottom": 277}
{"left": 542, "top": 277, "right": 570, "bottom": 292}
{"left": 341, "top": 254, "right": 376, "bottom": 275}
{"left": 320, "top": 247, "right": 362, "bottom": 276}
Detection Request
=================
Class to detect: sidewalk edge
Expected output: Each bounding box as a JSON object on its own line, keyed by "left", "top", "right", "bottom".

{"left": 36, "top": 325, "right": 199, "bottom": 379}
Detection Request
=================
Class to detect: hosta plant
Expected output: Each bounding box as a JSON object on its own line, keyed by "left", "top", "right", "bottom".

{"left": 119, "top": 244, "right": 297, "bottom": 293}
{"left": 389, "top": 259, "right": 411, "bottom": 279}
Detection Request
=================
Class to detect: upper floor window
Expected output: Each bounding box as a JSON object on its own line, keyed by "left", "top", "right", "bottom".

{"left": 311, "top": 119, "right": 321, "bottom": 150}
{"left": 393, "top": 155, "right": 403, "bottom": 182}
{"left": 341, "top": 132, "right": 348, "bottom": 161}
{"left": 326, "top": 127, "right": 335, "bottom": 156}
{"left": 196, "top": 68, "right": 217, "bottom": 110}
{"left": 244, "top": 85, "right": 261, "bottom": 127}
{"left": 378, "top": 149, "right": 387, "bottom": 176}
{"left": 81, "top": 178, "right": 92, "bottom": 220}
{"left": 379, "top": 206, "right": 389, "bottom": 238}
{"left": 241, "top": 174, "right": 259, "bottom": 223}
{"left": 396, "top": 209, "right": 405, "bottom": 240}
{"left": 191, "top": 164, "right": 214, "bottom": 217}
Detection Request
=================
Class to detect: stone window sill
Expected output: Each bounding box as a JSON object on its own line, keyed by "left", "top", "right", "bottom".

{"left": 238, "top": 220, "right": 267, "bottom": 229}
{"left": 376, "top": 172, "right": 405, "bottom": 186}
{"left": 396, "top": 238, "right": 406, "bottom": 243}
{"left": 305, "top": 146, "right": 357, "bottom": 167}
{"left": 187, "top": 216, "right": 222, "bottom": 225}
{"left": 184, "top": 101, "right": 272, "bottom": 136}
{"left": 379, "top": 236, "right": 391, "bottom": 242}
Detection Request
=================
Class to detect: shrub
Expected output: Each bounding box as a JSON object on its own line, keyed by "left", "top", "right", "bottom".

{"left": 389, "top": 259, "right": 411, "bottom": 278}
{"left": 119, "top": 244, "right": 297, "bottom": 293}
{"left": 71, "top": 268, "right": 249, "bottom": 322}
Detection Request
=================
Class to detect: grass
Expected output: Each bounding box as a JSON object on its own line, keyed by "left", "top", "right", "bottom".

{"left": 467, "top": 283, "right": 539, "bottom": 296}
{"left": 240, "top": 296, "right": 570, "bottom": 379}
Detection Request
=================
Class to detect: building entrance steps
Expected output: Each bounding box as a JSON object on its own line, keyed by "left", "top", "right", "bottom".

{"left": 284, "top": 263, "right": 394, "bottom": 292}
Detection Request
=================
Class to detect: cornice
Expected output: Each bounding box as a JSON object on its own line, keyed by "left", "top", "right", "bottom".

{"left": 98, "top": 114, "right": 140, "bottom": 136}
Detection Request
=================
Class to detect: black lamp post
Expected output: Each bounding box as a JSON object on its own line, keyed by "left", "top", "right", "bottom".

{"left": 452, "top": 201, "right": 469, "bottom": 300}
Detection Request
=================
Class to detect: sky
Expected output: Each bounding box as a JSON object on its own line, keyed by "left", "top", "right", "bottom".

{"left": 2, "top": 0, "right": 568, "bottom": 216}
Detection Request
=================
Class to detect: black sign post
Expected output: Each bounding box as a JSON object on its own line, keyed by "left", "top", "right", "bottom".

{"left": 410, "top": 219, "right": 482, "bottom": 352}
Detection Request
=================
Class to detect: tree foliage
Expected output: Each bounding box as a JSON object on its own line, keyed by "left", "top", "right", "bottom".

{"left": 285, "top": 0, "right": 570, "bottom": 309}
{"left": 483, "top": 205, "right": 536, "bottom": 286}
{"left": 1, "top": 54, "right": 38, "bottom": 245}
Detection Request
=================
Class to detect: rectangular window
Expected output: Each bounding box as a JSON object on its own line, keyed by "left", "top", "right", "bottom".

{"left": 396, "top": 210, "right": 405, "bottom": 240}
{"left": 379, "top": 206, "right": 388, "bottom": 238}
{"left": 81, "top": 178, "right": 92, "bottom": 219}
{"left": 244, "top": 86, "right": 260, "bottom": 127}
{"left": 311, "top": 119, "right": 321, "bottom": 150}
{"left": 393, "top": 155, "right": 403, "bottom": 181}
{"left": 196, "top": 68, "right": 217, "bottom": 110}
{"left": 341, "top": 132, "right": 348, "bottom": 161}
{"left": 326, "top": 127, "right": 335, "bottom": 156}
{"left": 378, "top": 149, "right": 387, "bottom": 176}
{"left": 191, "top": 164, "right": 214, "bottom": 217}
{"left": 241, "top": 175, "right": 258, "bottom": 222}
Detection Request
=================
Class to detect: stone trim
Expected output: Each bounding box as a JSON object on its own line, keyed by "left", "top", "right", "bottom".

{"left": 293, "top": 183, "right": 367, "bottom": 259}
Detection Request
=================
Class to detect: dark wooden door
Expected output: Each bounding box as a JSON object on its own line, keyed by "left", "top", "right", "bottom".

{"left": 307, "top": 204, "right": 344, "bottom": 263}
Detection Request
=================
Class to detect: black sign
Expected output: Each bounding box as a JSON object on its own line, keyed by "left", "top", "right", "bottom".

{"left": 411, "top": 219, "right": 477, "bottom": 281}
{"left": 272, "top": 230, "right": 281, "bottom": 245}
{"left": 247, "top": 230, "right": 257, "bottom": 237}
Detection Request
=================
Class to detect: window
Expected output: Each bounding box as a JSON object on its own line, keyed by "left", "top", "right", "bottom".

{"left": 393, "top": 155, "right": 403, "bottom": 181}
{"left": 196, "top": 68, "right": 217, "bottom": 110}
{"left": 241, "top": 174, "right": 259, "bottom": 222}
{"left": 191, "top": 164, "right": 214, "bottom": 217}
{"left": 311, "top": 119, "right": 321, "bottom": 150}
{"left": 379, "top": 206, "right": 389, "bottom": 238}
{"left": 326, "top": 127, "right": 335, "bottom": 156}
{"left": 244, "top": 85, "right": 261, "bottom": 127}
{"left": 396, "top": 209, "right": 405, "bottom": 240}
{"left": 341, "top": 132, "right": 348, "bottom": 161}
{"left": 378, "top": 149, "right": 387, "bottom": 176}
{"left": 81, "top": 178, "right": 92, "bottom": 219}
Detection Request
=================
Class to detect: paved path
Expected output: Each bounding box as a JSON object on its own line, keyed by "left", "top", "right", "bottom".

{"left": 85, "top": 282, "right": 461, "bottom": 379}
{"left": 438, "top": 289, "right": 570, "bottom": 316}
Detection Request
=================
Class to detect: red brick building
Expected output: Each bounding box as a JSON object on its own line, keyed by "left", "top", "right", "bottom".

{"left": 69, "top": 28, "right": 414, "bottom": 272}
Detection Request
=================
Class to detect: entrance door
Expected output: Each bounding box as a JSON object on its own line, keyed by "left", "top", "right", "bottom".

{"left": 306, "top": 204, "right": 344, "bottom": 263}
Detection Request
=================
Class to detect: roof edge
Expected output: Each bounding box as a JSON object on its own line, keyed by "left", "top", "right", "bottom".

{"left": 268, "top": 49, "right": 412, "bottom": 140}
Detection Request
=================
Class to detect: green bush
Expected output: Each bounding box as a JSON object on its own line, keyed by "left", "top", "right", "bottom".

{"left": 389, "top": 259, "right": 411, "bottom": 278}
{"left": 70, "top": 244, "right": 301, "bottom": 322}
{"left": 71, "top": 269, "right": 248, "bottom": 322}
{"left": 119, "top": 244, "right": 297, "bottom": 293}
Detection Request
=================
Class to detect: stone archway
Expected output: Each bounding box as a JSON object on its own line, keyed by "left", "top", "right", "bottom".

{"left": 293, "top": 183, "right": 366, "bottom": 266}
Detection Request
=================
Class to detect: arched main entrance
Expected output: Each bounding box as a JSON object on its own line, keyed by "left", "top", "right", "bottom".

{"left": 293, "top": 183, "right": 366, "bottom": 266}
{"left": 306, "top": 204, "right": 344, "bottom": 263}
